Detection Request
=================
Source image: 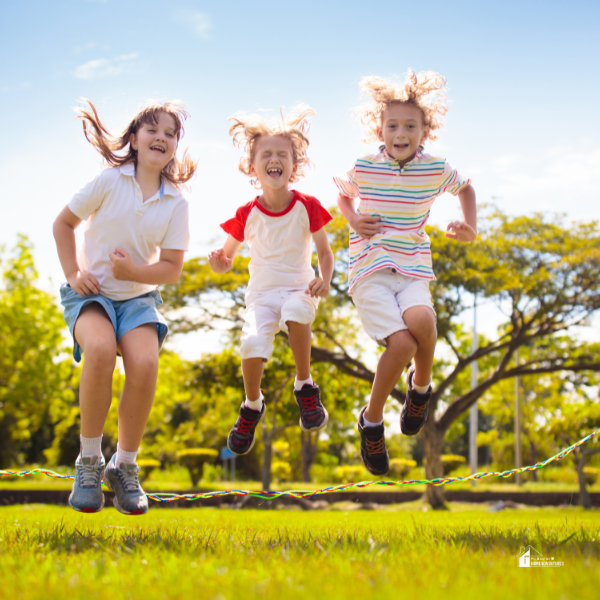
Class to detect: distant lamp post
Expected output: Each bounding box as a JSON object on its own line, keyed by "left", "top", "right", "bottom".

{"left": 515, "top": 348, "right": 522, "bottom": 486}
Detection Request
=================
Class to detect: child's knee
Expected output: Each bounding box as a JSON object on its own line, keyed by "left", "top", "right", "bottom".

{"left": 82, "top": 337, "right": 117, "bottom": 371}
{"left": 125, "top": 351, "right": 159, "bottom": 381}
{"left": 403, "top": 306, "right": 437, "bottom": 342}
{"left": 386, "top": 329, "right": 418, "bottom": 357}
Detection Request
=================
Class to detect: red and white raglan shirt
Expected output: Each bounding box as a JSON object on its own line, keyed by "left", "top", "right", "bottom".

{"left": 221, "top": 191, "right": 333, "bottom": 297}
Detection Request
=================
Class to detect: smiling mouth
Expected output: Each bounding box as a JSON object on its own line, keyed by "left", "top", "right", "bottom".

{"left": 150, "top": 145, "right": 166, "bottom": 154}
{"left": 394, "top": 144, "right": 409, "bottom": 151}
{"left": 267, "top": 167, "right": 283, "bottom": 178}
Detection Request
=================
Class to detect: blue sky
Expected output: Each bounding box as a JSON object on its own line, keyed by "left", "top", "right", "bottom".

{"left": 1, "top": 0, "right": 599, "bottom": 353}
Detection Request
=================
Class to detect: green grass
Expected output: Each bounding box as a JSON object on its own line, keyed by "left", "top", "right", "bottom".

{"left": 0, "top": 504, "right": 598, "bottom": 599}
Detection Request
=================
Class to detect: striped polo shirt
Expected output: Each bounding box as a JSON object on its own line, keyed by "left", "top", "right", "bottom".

{"left": 334, "top": 145, "right": 470, "bottom": 292}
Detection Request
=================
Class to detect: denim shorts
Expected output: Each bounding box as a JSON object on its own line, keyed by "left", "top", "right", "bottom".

{"left": 60, "top": 284, "right": 168, "bottom": 362}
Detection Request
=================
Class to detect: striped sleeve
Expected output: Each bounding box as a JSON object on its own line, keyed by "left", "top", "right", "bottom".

{"left": 333, "top": 165, "right": 360, "bottom": 199}
{"left": 438, "top": 160, "right": 471, "bottom": 196}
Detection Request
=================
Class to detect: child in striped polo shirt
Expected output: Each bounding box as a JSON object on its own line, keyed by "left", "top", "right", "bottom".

{"left": 334, "top": 70, "right": 477, "bottom": 475}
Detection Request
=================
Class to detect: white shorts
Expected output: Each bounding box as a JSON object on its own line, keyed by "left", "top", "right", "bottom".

{"left": 352, "top": 268, "right": 435, "bottom": 346}
{"left": 240, "top": 289, "right": 319, "bottom": 360}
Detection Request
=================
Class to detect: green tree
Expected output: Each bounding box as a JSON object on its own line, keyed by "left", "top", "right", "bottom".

{"left": 0, "top": 236, "right": 70, "bottom": 467}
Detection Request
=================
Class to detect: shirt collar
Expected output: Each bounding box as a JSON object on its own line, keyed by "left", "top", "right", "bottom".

{"left": 119, "top": 162, "right": 177, "bottom": 200}
{"left": 379, "top": 144, "right": 424, "bottom": 167}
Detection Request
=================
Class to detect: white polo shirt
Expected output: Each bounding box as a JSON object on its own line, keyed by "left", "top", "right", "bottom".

{"left": 68, "top": 163, "right": 190, "bottom": 301}
{"left": 221, "top": 191, "right": 332, "bottom": 296}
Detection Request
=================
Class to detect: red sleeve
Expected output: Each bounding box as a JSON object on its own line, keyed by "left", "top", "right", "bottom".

{"left": 220, "top": 200, "right": 255, "bottom": 242}
{"left": 297, "top": 194, "right": 333, "bottom": 233}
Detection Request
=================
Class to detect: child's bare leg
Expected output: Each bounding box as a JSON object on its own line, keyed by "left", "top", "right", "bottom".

{"left": 402, "top": 307, "right": 437, "bottom": 387}
{"left": 287, "top": 321, "right": 311, "bottom": 380}
{"left": 73, "top": 304, "right": 117, "bottom": 438}
{"left": 117, "top": 324, "right": 159, "bottom": 452}
{"left": 242, "top": 358, "right": 264, "bottom": 401}
{"left": 365, "top": 330, "right": 418, "bottom": 423}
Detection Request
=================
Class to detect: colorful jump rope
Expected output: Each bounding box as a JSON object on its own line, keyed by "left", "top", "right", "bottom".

{"left": 1, "top": 427, "right": 598, "bottom": 502}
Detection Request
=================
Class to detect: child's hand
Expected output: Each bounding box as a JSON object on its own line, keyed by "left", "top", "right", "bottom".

{"left": 67, "top": 270, "right": 101, "bottom": 296}
{"left": 350, "top": 214, "right": 381, "bottom": 239}
{"left": 306, "top": 277, "right": 330, "bottom": 298}
{"left": 110, "top": 248, "right": 139, "bottom": 281}
{"left": 445, "top": 221, "right": 477, "bottom": 242}
{"left": 208, "top": 248, "right": 233, "bottom": 273}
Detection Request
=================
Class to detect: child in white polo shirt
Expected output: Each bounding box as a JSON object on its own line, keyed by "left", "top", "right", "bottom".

{"left": 209, "top": 106, "right": 334, "bottom": 455}
{"left": 335, "top": 71, "right": 477, "bottom": 475}
{"left": 53, "top": 99, "right": 196, "bottom": 514}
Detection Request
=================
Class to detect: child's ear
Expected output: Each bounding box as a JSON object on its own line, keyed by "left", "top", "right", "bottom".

{"left": 376, "top": 126, "right": 384, "bottom": 142}
{"left": 129, "top": 132, "right": 138, "bottom": 151}
{"left": 420, "top": 128, "right": 430, "bottom": 145}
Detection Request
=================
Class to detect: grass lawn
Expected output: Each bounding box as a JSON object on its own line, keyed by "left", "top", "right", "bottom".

{"left": 0, "top": 504, "right": 598, "bottom": 600}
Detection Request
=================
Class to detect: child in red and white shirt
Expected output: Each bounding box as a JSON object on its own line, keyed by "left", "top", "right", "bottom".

{"left": 209, "top": 106, "right": 334, "bottom": 455}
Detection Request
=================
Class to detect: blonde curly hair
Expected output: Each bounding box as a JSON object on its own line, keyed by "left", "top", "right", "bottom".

{"left": 357, "top": 70, "right": 448, "bottom": 143}
{"left": 228, "top": 105, "right": 315, "bottom": 187}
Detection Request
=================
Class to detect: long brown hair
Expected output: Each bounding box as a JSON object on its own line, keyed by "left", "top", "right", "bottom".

{"left": 77, "top": 99, "right": 197, "bottom": 186}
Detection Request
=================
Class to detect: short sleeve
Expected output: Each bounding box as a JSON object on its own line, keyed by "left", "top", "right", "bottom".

{"left": 333, "top": 165, "right": 360, "bottom": 199}
{"left": 68, "top": 170, "right": 111, "bottom": 220}
{"left": 220, "top": 202, "right": 254, "bottom": 242}
{"left": 160, "top": 200, "right": 190, "bottom": 251}
{"left": 301, "top": 195, "right": 333, "bottom": 233}
{"left": 438, "top": 160, "right": 471, "bottom": 196}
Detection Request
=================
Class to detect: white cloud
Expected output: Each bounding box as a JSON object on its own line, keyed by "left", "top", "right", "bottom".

{"left": 1, "top": 81, "right": 32, "bottom": 92}
{"left": 72, "top": 52, "right": 139, "bottom": 80}
{"left": 174, "top": 10, "right": 212, "bottom": 39}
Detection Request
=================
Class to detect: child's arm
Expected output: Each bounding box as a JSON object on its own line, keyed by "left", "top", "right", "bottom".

{"left": 109, "top": 248, "right": 185, "bottom": 284}
{"left": 207, "top": 235, "right": 242, "bottom": 274}
{"left": 336, "top": 193, "right": 381, "bottom": 239}
{"left": 53, "top": 206, "right": 101, "bottom": 296}
{"left": 446, "top": 184, "right": 477, "bottom": 242}
{"left": 306, "top": 227, "right": 334, "bottom": 298}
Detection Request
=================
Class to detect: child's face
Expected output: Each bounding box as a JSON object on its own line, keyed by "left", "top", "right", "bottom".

{"left": 378, "top": 103, "right": 426, "bottom": 166}
{"left": 250, "top": 135, "right": 295, "bottom": 191}
{"left": 131, "top": 112, "right": 178, "bottom": 171}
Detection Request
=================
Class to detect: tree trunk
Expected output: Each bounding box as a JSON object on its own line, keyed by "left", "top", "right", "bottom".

{"left": 261, "top": 424, "right": 273, "bottom": 490}
{"left": 575, "top": 450, "right": 591, "bottom": 509}
{"left": 530, "top": 441, "right": 538, "bottom": 482}
{"left": 301, "top": 430, "right": 319, "bottom": 482}
{"left": 422, "top": 417, "right": 447, "bottom": 509}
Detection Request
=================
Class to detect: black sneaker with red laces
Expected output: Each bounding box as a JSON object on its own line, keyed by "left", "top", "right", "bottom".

{"left": 358, "top": 406, "right": 389, "bottom": 475}
{"left": 294, "top": 383, "right": 329, "bottom": 432}
{"left": 227, "top": 401, "right": 265, "bottom": 455}
{"left": 400, "top": 366, "right": 431, "bottom": 436}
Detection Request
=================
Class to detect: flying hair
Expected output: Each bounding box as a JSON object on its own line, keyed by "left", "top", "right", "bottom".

{"left": 228, "top": 105, "right": 315, "bottom": 187}
{"left": 357, "top": 70, "right": 448, "bottom": 143}
{"left": 76, "top": 99, "right": 198, "bottom": 186}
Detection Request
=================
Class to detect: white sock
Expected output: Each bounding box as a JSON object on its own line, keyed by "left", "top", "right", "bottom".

{"left": 80, "top": 434, "right": 103, "bottom": 458}
{"left": 363, "top": 414, "right": 384, "bottom": 428}
{"left": 414, "top": 379, "right": 432, "bottom": 394}
{"left": 294, "top": 376, "right": 314, "bottom": 391}
{"left": 116, "top": 443, "right": 138, "bottom": 467}
{"left": 245, "top": 392, "right": 264, "bottom": 412}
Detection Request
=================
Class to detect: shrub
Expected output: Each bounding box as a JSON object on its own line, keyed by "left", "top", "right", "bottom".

{"left": 137, "top": 459, "right": 161, "bottom": 484}
{"left": 388, "top": 458, "right": 417, "bottom": 479}
{"left": 583, "top": 466, "right": 600, "bottom": 486}
{"left": 177, "top": 448, "right": 218, "bottom": 487}
{"left": 333, "top": 465, "right": 367, "bottom": 484}
{"left": 442, "top": 455, "right": 467, "bottom": 476}
{"left": 272, "top": 460, "right": 292, "bottom": 483}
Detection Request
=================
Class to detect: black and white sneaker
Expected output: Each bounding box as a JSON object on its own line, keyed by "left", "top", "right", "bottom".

{"left": 294, "top": 383, "right": 329, "bottom": 431}
{"left": 227, "top": 401, "right": 265, "bottom": 455}
{"left": 400, "top": 366, "right": 431, "bottom": 436}
{"left": 358, "top": 407, "right": 389, "bottom": 475}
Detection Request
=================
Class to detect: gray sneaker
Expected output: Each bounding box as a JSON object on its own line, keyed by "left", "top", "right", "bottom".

{"left": 69, "top": 455, "right": 106, "bottom": 513}
{"left": 103, "top": 453, "right": 148, "bottom": 515}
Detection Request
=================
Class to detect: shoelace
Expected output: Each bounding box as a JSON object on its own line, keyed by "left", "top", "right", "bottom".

{"left": 366, "top": 437, "right": 385, "bottom": 455}
{"left": 119, "top": 468, "right": 141, "bottom": 493}
{"left": 237, "top": 416, "right": 256, "bottom": 436}
{"left": 299, "top": 394, "right": 318, "bottom": 412}
{"left": 407, "top": 401, "right": 427, "bottom": 418}
{"left": 77, "top": 463, "right": 102, "bottom": 488}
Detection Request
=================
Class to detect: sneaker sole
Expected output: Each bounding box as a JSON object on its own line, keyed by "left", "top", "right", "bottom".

{"left": 299, "top": 407, "right": 329, "bottom": 432}
{"left": 227, "top": 409, "right": 265, "bottom": 456}
{"left": 102, "top": 472, "right": 148, "bottom": 516}
{"left": 69, "top": 496, "right": 105, "bottom": 513}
